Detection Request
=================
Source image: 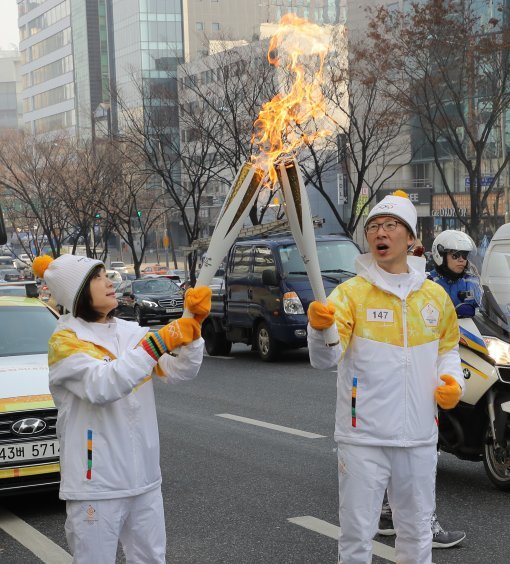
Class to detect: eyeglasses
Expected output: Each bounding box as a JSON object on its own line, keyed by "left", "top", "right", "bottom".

{"left": 448, "top": 250, "right": 469, "bottom": 260}
{"left": 365, "top": 220, "right": 401, "bottom": 234}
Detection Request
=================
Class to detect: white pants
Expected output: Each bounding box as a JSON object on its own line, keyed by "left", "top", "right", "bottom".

{"left": 337, "top": 443, "right": 437, "bottom": 564}
{"left": 65, "top": 487, "right": 166, "bottom": 564}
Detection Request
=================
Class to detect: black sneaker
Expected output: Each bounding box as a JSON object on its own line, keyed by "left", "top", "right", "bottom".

{"left": 377, "top": 514, "right": 396, "bottom": 536}
{"left": 432, "top": 529, "right": 466, "bottom": 548}
{"left": 431, "top": 513, "right": 466, "bottom": 548}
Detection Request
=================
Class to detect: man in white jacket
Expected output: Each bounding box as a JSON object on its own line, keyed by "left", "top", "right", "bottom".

{"left": 307, "top": 191, "right": 464, "bottom": 564}
{"left": 33, "top": 254, "right": 210, "bottom": 564}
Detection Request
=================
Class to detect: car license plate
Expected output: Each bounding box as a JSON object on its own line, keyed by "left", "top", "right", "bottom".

{"left": 166, "top": 308, "right": 180, "bottom": 313}
{"left": 0, "top": 440, "right": 59, "bottom": 464}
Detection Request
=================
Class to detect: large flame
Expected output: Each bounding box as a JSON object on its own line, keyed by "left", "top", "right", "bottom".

{"left": 252, "top": 14, "right": 332, "bottom": 186}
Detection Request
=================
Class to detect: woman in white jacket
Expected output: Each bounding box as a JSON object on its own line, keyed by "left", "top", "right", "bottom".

{"left": 33, "top": 254, "right": 210, "bottom": 564}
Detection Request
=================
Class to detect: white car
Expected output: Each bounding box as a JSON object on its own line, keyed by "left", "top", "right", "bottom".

{"left": 106, "top": 269, "right": 123, "bottom": 289}
{"left": 110, "top": 261, "right": 128, "bottom": 274}
{"left": 0, "top": 289, "right": 60, "bottom": 494}
{"left": 14, "top": 254, "right": 32, "bottom": 270}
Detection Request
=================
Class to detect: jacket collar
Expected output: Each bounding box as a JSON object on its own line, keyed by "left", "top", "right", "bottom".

{"left": 355, "top": 253, "right": 427, "bottom": 298}
{"left": 56, "top": 314, "right": 149, "bottom": 353}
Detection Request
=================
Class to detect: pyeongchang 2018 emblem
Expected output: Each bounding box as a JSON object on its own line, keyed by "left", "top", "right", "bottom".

{"left": 421, "top": 303, "right": 439, "bottom": 327}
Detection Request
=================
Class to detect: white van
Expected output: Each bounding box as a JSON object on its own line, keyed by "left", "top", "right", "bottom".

{"left": 481, "top": 224, "right": 510, "bottom": 323}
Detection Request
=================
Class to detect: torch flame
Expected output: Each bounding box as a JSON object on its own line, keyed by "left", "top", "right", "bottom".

{"left": 252, "top": 14, "right": 332, "bottom": 186}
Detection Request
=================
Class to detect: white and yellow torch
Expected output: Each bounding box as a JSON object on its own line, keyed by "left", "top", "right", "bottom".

{"left": 277, "top": 158, "right": 339, "bottom": 346}
{"left": 183, "top": 162, "right": 264, "bottom": 317}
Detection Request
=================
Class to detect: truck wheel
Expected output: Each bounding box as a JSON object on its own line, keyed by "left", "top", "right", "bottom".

{"left": 203, "top": 320, "right": 232, "bottom": 356}
{"left": 255, "top": 321, "right": 280, "bottom": 362}
{"left": 483, "top": 421, "right": 510, "bottom": 491}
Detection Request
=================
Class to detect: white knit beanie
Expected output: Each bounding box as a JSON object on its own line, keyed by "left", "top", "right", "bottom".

{"left": 365, "top": 191, "right": 417, "bottom": 238}
{"left": 35, "top": 254, "right": 104, "bottom": 316}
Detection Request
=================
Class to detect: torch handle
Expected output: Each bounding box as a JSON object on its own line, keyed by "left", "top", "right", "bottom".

{"left": 179, "top": 162, "right": 264, "bottom": 323}
{"left": 278, "top": 159, "right": 339, "bottom": 347}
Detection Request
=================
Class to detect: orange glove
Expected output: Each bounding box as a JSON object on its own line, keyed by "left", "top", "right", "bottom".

{"left": 435, "top": 375, "right": 462, "bottom": 410}
{"left": 308, "top": 301, "right": 336, "bottom": 330}
{"left": 142, "top": 318, "right": 200, "bottom": 360}
{"left": 184, "top": 286, "right": 212, "bottom": 323}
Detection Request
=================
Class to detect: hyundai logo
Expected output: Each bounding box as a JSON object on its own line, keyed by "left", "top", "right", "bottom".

{"left": 11, "top": 418, "right": 47, "bottom": 436}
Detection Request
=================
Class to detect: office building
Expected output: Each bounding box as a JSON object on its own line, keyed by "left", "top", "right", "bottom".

{"left": 185, "top": 0, "right": 344, "bottom": 62}
{"left": 17, "top": 0, "right": 108, "bottom": 137}
{"left": 0, "top": 50, "right": 22, "bottom": 130}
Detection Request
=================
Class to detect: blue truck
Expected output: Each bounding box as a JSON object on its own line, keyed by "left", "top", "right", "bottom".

{"left": 202, "top": 234, "right": 360, "bottom": 361}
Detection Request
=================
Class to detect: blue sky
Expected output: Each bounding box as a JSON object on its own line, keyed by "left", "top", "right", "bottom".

{"left": 0, "top": 0, "right": 19, "bottom": 51}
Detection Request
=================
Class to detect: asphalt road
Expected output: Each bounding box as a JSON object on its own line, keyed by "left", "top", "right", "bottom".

{"left": 0, "top": 342, "right": 509, "bottom": 563}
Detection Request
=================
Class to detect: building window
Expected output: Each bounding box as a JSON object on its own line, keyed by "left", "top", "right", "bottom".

{"left": 195, "top": 22, "right": 204, "bottom": 31}
{"left": 212, "top": 22, "right": 220, "bottom": 31}
{"left": 33, "top": 109, "right": 75, "bottom": 135}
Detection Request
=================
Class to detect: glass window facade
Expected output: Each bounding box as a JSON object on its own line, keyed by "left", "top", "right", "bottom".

{"left": 20, "top": 1, "right": 70, "bottom": 40}
{"left": 28, "top": 28, "right": 72, "bottom": 63}
{"left": 24, "top": 55, "right": 73, "bottom": 88}
{"left": 31, "top": 83, "right": 75, "bottom": 111}
{"left": 33, "top": 109, "right": 75, "bottom": 135}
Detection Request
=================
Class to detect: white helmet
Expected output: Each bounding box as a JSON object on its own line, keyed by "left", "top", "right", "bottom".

{"left": 431, "top": 230, "right": 476, "bottom": 267}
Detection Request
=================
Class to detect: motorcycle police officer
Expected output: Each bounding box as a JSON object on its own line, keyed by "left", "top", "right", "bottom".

{"left": 429, "top": 230, "right": 481, "bottom": 311}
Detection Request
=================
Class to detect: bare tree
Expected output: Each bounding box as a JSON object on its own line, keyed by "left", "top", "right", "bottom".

{"left": 106, "top": 142, "right": 165, "bottom": 278}
{"left": 364, "top": 0, "right": 510, "bottom": 243}
{"left": 0, "top": 131, "right": 72, "bottom": 257}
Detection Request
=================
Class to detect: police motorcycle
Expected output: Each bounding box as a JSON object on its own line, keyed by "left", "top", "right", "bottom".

{"left": 435, "top": 227, "right": 510, "bottom": 490}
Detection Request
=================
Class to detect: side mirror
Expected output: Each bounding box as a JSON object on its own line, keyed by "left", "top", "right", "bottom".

{"left": 262, "top": 269, "right": 280, "bottom": 286}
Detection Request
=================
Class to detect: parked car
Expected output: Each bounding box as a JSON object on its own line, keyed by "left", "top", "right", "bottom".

{"left": 0, "top": 256, "right": 16, "bottom": 270}
{"left": 115, "top": 277, "right": 184, "bottom": 325}
{"left": 141, "top": 264, "right": 169, "bottom": 276}
{"left": 0, "top": 268, "right": 23, "bottom": 282}
{"left": 106, "top": 269, "right": 123, "bottom": 289}
{"left": 203, "top": 235, "right": 360, "bottom": 361}
{"left": 14, "top": 254, "right": 31, "bottom": 270}
{"left": 109, "top": 261, "right": 128, "bottom": 274}
{"left": 0, "top": 285, "right": 60, "bottom": 494}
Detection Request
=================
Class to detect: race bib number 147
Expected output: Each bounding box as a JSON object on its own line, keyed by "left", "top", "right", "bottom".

{"left": 366, "top": 309, "right": 394, "bottom": 322}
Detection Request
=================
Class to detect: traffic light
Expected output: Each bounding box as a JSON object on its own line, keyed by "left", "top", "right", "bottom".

{"left": 95, "top": 213, "right": 101, "bottom": 219}
{"left": 136, "top": 210, "right": 142, "bottom": 218}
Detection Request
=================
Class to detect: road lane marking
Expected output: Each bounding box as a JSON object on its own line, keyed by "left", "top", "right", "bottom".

{"left": 0, "top": 508, "right": 72, "bottom": 563}
{"left": 288, "top": 516, "right": 436, "bottom": 564}
{"left": 215, "top": 414, "right": 326, "bottom": 438}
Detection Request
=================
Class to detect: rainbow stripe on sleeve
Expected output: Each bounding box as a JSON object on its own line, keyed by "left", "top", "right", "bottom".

{"left": 86, "top": 429, "right": 92, "bottom": 480}
{"left": 351, "top": 377, "right": 357, "bottom": 428}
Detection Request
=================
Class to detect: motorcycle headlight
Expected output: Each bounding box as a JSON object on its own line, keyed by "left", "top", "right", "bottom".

{"left": 142, "top": 299, "right": 158, "bottom": 308}
{"left": 483, "top": 336, "right": 510, "bottom": 365}
{"left": 283, "top": 291, "right": 305, "bottom": 315}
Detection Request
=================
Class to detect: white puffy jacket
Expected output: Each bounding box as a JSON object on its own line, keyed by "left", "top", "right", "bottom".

{"left": 48, "top": 314, "right": 204, "bottom": 500}
{"left": 308, "top": 254, "right": 464, "bottom": 447}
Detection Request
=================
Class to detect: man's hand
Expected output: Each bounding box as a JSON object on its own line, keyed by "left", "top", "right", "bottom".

{"left": 435, "top": 375, "right": 462, "bottom": 410}
{"left": 184, "top": 286, "right": 212, "bottom": 323}
{"left": 307, "top": 301, "right": 336, "bottom": 330}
